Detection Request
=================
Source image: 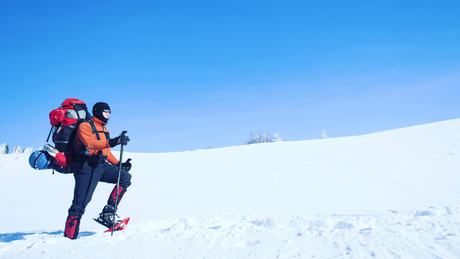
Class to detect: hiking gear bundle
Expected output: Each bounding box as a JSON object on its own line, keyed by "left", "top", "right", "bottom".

{"left": 28, "top": 98, "right": 91, "bottom": 173}
{"left": 49, "top": 98, "right": 91, "bottom": 173}
{"left": 28, "top": 150, "right": 54, "bottom": 170}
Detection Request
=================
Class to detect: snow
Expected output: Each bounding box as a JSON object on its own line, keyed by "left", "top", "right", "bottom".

{"left": 1, "top": 118, "right": 460, "bottom": 258}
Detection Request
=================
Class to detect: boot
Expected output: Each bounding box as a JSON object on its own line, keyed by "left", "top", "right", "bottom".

{"left": 94, "top": 205, "right": 121, "bottom": 228}
{"left": 64, "top": 215, "right": 81, "bottom": 239}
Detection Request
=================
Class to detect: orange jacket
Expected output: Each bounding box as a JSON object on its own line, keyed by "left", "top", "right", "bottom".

{"left": 75, "top": 117, "right": 118, "bottom": 165}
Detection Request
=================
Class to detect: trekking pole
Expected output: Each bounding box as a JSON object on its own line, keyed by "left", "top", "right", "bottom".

{"left": 112, "top": 131, "right": 127, "bottom": 236}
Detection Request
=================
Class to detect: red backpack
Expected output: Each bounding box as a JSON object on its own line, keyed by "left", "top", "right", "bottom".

{"left": 47, "top": 98, "right": 91, "bottom": 173}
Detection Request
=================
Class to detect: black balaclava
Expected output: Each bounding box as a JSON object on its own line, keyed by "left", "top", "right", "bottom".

{"left": 93, "top": 102, "right": 111, "bottom": 123}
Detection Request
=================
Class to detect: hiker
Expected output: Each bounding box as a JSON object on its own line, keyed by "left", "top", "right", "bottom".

{"left": 64, "top": 102, "right": 132, "bottom": 239}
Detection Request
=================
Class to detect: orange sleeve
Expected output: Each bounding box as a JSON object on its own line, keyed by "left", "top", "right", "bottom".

{"left": 77, "top": 122, "right": 110, "bottom": 151}
{"left": 107, "top": 151, "right": 119, "bottom": 165}
{"left": 105, "top": 128, "right": 119, "bottom": 165}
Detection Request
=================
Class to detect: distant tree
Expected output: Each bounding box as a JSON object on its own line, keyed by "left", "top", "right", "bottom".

{"left": 273, "top": 133, "right": 282, "bottom": 142}
{"left": 245, "top": 130, "right": 273, "bottom": 145}
{"left": 321, "top": 130, "right": 328, "bottom": 139}
{"left": 12, "top": 146, "right": 23, "bottom": 154}
{"left": 23, "top": 147, "right": 35, "bottom": 154}
{"left": 0, "top": 143, "right": 8, "bottom": 154}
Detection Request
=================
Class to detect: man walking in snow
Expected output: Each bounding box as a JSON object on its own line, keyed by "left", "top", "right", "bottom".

{"left": 64, "top": 102, "right": 132, "bottom": 239}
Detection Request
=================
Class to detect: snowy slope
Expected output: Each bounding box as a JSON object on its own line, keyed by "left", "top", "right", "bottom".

{"left": 1, "top": 119, "right": 460, "bottom": 258}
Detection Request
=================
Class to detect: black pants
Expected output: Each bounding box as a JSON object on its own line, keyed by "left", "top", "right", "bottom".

{"left": 68, "top": 160, "right": 132, "bottom": 217}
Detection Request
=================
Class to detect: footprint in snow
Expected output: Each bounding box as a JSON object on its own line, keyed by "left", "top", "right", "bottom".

{"left": 235, "top": 240, "right": 261, "bottom": 247}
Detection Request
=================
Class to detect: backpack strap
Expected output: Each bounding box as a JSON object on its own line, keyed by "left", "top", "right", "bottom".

{"left": 88, "top": 120, "right": 100, "bottom": 140}
{"left": 74, "top": 120, "right": 97, "bottom": 157}
{"left": 74, "top": 120, "right": 109, "bottom": 165}
{"left": 88, "top": 120, "right": 110, "bottom": 140}
{"left": 46, "top": 126, "right": 54, "bottom": 142}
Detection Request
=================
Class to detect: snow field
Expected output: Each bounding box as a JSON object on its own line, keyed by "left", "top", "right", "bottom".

{"left": 1, "top": 118, "right": 460, "bottom": 258}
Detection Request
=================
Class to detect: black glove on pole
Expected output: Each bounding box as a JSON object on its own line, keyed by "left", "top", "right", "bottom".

{"left": 109, "top": 134, "right": 130, "bottom": 148}
{"left": 112, "top": 130, "right": 127, "bottom": 236}
{"left": 121, "top": 158, "right": 132, "bottom": 171}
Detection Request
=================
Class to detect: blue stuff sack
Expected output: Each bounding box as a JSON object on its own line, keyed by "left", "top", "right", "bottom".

{"left": 29, "top": 150, "right": 54, "bottom": 170}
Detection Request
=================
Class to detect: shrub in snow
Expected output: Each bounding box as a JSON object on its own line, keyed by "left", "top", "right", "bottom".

{"left": 246, "top": 131, "right": 273, "bottom": 145}
{"left": 12, "top": 146, "right": 23, "bottom": 154}
{"left": 273, "top": 133, "right": 282, "bottom": 142}
{"left": 0, "top": 143, "right": 8, "bottom": 154}
{"left": 23, "top": 147, "right": 35, "bottom": 154}
{"left": 321, "top": 130, "right": 328, "bottom": 139}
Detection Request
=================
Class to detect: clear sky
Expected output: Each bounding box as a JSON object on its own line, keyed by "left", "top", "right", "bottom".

{"left": 1, "top": 1, "right": 459, "bottom": 153}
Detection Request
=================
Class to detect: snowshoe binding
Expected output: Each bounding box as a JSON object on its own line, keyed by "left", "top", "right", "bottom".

{"left": 93, "top": 205, "right": 122, "bottom": 228}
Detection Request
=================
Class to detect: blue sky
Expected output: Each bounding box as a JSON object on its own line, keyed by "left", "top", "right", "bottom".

{"left": 1, "top": 1, "right": 459, "bottom": 153}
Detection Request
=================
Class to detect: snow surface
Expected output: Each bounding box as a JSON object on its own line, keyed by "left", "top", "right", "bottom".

{"left": 1, "top": 118, "right": 460, "bottom": 258}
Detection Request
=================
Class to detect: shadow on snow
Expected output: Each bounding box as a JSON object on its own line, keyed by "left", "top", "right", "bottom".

{"left": 0, "top": 230, "right": 96, "bottom": 242}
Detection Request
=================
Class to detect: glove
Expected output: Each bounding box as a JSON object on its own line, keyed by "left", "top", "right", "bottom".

{"left": 109, "top": 133, "right": 130, "bottom": 148}
{"left": 119, "top": 158, "right": 132, "bottom": 171}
